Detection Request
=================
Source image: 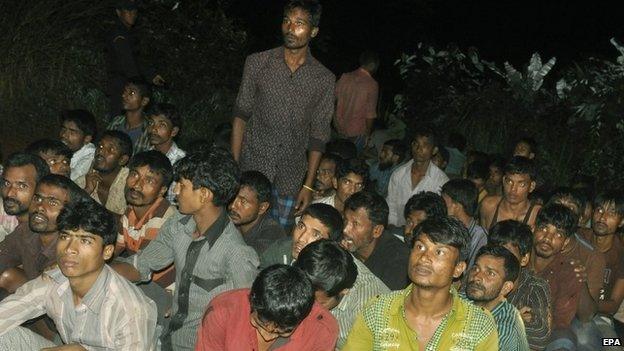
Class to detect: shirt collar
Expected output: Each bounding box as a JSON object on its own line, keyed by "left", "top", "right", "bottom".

{"left": 276, "top": 45, "right": 316, "bottom": 68}
{"left": 392, "top": 285, "right": 465, "bottom": 321}
{"left": 179, "top": 208, "right": 229, "bottom": 247}
{"left": 126, "top": 197, "right": 169, "bottom": 230}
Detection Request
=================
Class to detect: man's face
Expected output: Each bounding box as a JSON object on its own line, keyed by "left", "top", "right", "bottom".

{"left": 502, "top": 242, "right": 530, "bottom": 267}
{"left": 148, "top": 114, "right": 178, "bottom": 147}
{"left": 229, "top": 186, "right": 265, "bottom": 227}
{"left": 592, "top": 202, "right": 624, "bottom": 236}
{"left": 116, "top": 9, "right": 138, "bottom": 28}
{"left": 379, "top": 145, "right": 396, "bottom": 170}
{"left": 513, "top": 142, "right": 534, "bottom": 159}
{"left": 38, "top": 151, "right": 70, "bottom": 177}
{"left": 431, "top": 152, "right": 447, "bottom": 170}
{"left": 404, "top": 210, "right": 427, "bottom": 243}
{"left": 291, "top": 214, "right": 331, "bottom": 259}
{"left": 314, "top": 159, "right": 336, "bottom": 193}
{"left": 29, "top": 183, "right": 69, "bottom": 233}
{"left": 282, "top": 7, "right": 318, "bottom": 50}
{"left": 93, "top": 136, "right": 127, "bottom": 174}
{"left": 333, "top": 172, "right": 365, "bottom": 203}
{"left": 173, "top": 177, "right": 203, "bottom": 215}
{"left": 466, "top": 255, "right": 507, "bottom": 303}
{"left": 502, "top": 173, "right": 534, "bottom": 204}
{"left": 56, "top": 229, "right": 113, "bottom": 280}
{"left": 125, "top": 165, "right": 166, "bottom": 208}
{"left": 60, "top": 120, "right": 89, "bottom": 152}
{"left": 341, "top": 207, "right": 380, "bottom": 255}
{"left": 409, "top": 234, "right": 464, "bottom": 288}
{"left": 122, "top": 83, "right": 147, "bottom": 112}
{"left": 487, "top": 165, "right": 503, "bottom": 186}
{"left": 250, "top": 311, "right": 295, "bottom": 343}
{"left": 1, "top": 165, "right": 38, "bottom": 217}
{"left": 533, "top": 223, "right": 569, "bottom": 258}
{"left": 411, "top": 136, "right": 436, "bottom": 163}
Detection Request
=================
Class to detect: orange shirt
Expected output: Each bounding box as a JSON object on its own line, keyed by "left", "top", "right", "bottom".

{"left": 334, "top": 68, "right": 378, "bottom": 137}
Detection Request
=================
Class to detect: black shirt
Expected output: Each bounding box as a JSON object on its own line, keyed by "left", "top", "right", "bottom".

{"left": 363, "top": 231, "right": 410, "bottom": 290}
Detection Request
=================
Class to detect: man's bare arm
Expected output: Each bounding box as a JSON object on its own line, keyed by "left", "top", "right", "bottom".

{"left": 231, "top": 117, "right": 246, "bottom": 162}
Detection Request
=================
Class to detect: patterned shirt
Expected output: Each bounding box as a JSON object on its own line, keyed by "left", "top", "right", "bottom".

{"left": 70, "top": 142, "right": 95, "bottom": 181}
{"left": 107, "top": 114, "right": 151, "bottom": 155}
{"left": 0, "top": 265, "right": 157, "bottom": 350}
{"left": 343, "top": 285, "right": 498, "bottom": 350}
{"left": 491, "top": 300, "right": 530, "bottom": 351}
{"left": 76, "top": 166, "right": 129, "bottom": 215}
{"left": 234, "top": 46, "right": 335, "bottom": 196}
{"left": 124, "top": 209, "right": 259, "bottom": 350}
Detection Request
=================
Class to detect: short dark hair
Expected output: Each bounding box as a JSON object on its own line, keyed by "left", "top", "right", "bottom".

{"left": 294, "top": 240, "right": 357, "bottom": 297}
{"left": 593, "top": 189, "right": 624, "bottom": 217}
{"left": 124, "top": 76, "right": 152, "bottom": 100}
{"left": 26, "top": 139, "right": 73, "bottom": 161}
{"left": 548, "top": 187, "right": 582, "bottom": 216}
{"left": 146, "top": 102, "right": 182, "bottom": 129}
{"left": 336, "top": 158, "right": 369, "bottom": 184}
{"left": 250, "top": 264, "right": 314, "bottom": 332}
{"left": 320, "top": 152, "right": 343, "bottom": 167}
{"left": 100, "top": 130, "right": 133, "bottom": 158}
{"left": 174, "top": 149, "right": 240, "bottom": 207}
{"left": 3, "top": 152, "right": 50, "bottom": 182}
{"left": 488, "top": 220, "right": 533, "bottom": 257}
{"left": 383, "top": 139, "right": 407, "bottom": 163}
{"left": 515, "top": 136, "right": 537, "bottom": 155}
{"left": 57, "top": 199, "right": 117, "bottom": 246}
{"left": 466, "top": 160, "right": 489, "bottom": 181}
{"left": 488, "top": 154, "right": 506, "bottom": 171}
{"left": 301, "top": 203, "right": 344, "bottom": 241}
{"left": 504, "top": 156, "right": 536, "bottom": 180}
{"left": 325, "top": 139, "right": 357, "bottom": 160}
{"left": 129, "top": 151, "right": 174, "bottom": 188}
{"left": 59, "top": 109, "right": 97, "bottom": 138}
{"left": 535, "top": 203, "right": 578, "bottom": 238}
{"left": 441, "top": 179, "right": 478, "bottom": 217}
{"left": 344, "top": 191, "right": 389, "bottom": 227}
{"left": 409, "top": 124, "right": 437, "bottom": 147}
{"left": 474, "top": 245, "right": 520, "bottom": 283}
{"left": 403, "top": 191, "right": 447, "bottom": 220}
{"left": 412, "top": 216, "right": 470, "bottom": 263}
{"left": 38, "top": 174, "right": 91, "bottom": 204}
{"left": 284, "top": 0, "right": 322, "bottom": 27}
{"left": 241, "top": 171, "right": 273, "bottom": 204}
{"left": 359, "top": 51, "right": 379, "bottom": 68}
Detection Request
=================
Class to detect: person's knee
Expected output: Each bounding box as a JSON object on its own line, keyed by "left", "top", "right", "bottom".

{"left": 0, "top": 268, "right": 28, "bottom": 293}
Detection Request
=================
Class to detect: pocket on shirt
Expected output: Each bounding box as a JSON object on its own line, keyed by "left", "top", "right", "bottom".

{"left": 192, "top": 275, "right": 225, "bottom": 292}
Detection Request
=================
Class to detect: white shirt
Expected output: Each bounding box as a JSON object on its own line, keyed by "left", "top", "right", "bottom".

{"left": 70, "top": 143, "right": 95, "bottom": 181}
{"left": 386, "top": 160, "right": 449, "bottom": 226}
{"left": 313, "top": 193, "right": 336, "bottom": 208}
{"left": 164, "top": 142, "right": 186, "bottom": 165}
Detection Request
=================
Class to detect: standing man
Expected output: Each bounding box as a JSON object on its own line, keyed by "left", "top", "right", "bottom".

{"left": 231, "top": 0, "right": 335, "bottom": 228}
{"left": 334, "top": 51, "right": 380, "bottom": 152}
{"left": 105, "top": 0, "right": 164, "bottom": 117}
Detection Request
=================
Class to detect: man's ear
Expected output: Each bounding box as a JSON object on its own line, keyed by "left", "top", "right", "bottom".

{"left": 453, "top": 260, "right": 467, "bottom": 279}
{"left": 391, "top": 154, "right": 400, "bottom": 165}
{"left": 200, "top": 187, "right": 214, "bottom": 204}
{"left": 529, "top": 152, "right": 535, "bottom": 160}
{"left": 501, "top": 281, "right": 514, "bottom": 297}
{"left": 372, "top": 224, "right": 384, "bottom": 239}
{"left": 171, "top": 126, "right": 180, "bottom": 138}
{"left": 529, "top": 180, "right": 536, "bottom": 193}
{"left": 332, "top": 177, "right": 338, "bottom": 190}
{"left": 158, "top": 186, "right": 167, "bottom": 198}
{"left": 258, "top": 202, "right": 270, "bottom": 216}
{"left": 103, "top": 244, "right": 115, "bottom": 261}
{"left": 311, "top": 27, "right": 319, "bottom": 38}
{"left": 432, "top": 146, "right": 439, "bottom": 157}
{"left": 520, "top": 253, "right": 530, "bottom": 267}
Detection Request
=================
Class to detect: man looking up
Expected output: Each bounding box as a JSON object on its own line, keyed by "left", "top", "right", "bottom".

{"left": 368, "top": 139, "right": 406, "bottom": 198}
{"left": 480, "top": 156, "right": 541, "bottom": 230}
{"left": 313, "top": 152, "right": 341, "bottom": 200}
{"left": 313, "top": 157, "right": 368, "bottom": 214}
{"left": 343, "top": 216, "right": 498, "bottom": 350}
{"left": 402, "top": 191, "right": 447, "bottom": 245}
{"left": 147, "top": 102, "right": 186, "bottom": 166}
{"left": 341, "top": 191, "right": 410, "bottom": 290}
{"left": 0, "top": 199, "right": 157, "bottom": 349}
{"left": 231, "top": 0, "right": 335, "bottom": 228}
{"left": 26, "top": 139, "right": 73, "bottom": 177}
{"left": 386, "top": 125, "right": 449, "bottom": 226}
{"left": 77, "top": 130, "right": 132, "bottom": 215}
{"left": 229, "top": 171, "right": 285, "bottom": 255}
{"left": 465, "top": 245, "right": 529, "bottom": 351}
{"left": 59, "top": 109, "right": 97, "bottom": 181}
{"left": 107, "top": 78, "right": 152, "bottom": 154}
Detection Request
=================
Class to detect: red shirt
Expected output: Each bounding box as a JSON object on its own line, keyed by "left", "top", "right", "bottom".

{"left": 195, "top": 288, "right": 339, "bottom": 351}
{"left": 334, "top": 68, "right": 378, "bottom": 137}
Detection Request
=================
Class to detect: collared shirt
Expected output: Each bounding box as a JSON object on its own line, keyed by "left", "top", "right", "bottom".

{"left": 466, "top": 219, "right": 488, "bottom": 269}
{"left": 234, "top": 46, "right": 335, "bottom": 196}
{"left": 369, "top": 161, "right": 401, "bottom": 198}
{"left": 242, "top": 214, "right": 286, "bottom": 255}
{"left": 580, "top": 230, "right": 624, "bottom": 300}
{"left": 70, "top": 142, "right": 95, "bottom": 181}
{"left": 0, "top": 265, "right": 157, "bottom": 350}
{"left": 334, "top": 67, "right": 378, "bottom": 137}
{"left": 491, "top": 300, "right": 530, "bottom": 351}
{"left": 333, "top": 258, "right": 390, "bottom": 349}
{"left": 260, "top": 237, "right": 294, "bottom": 269}
{"left": 76, "top": 167, "right": 129, "bottom": 215}
{"left": 125, "top": 209, "right": 259, "bottom": 350}
{"left": 107, "top": 115, "right": 151, "bottom": 155}
{"left": 0, "top": 199, "right": 18, "bottom": 243}
{"left": 363, "top": 230, "right": 410, "bottom": 291}
{"left": 386, "top": 160, "right": 449, "bottom": 226}
{"left": 195, "top": 288, "right": 338, "bottom": 350}
{"left": 312, "top": 193, "right": 336, "bottom": 207}
{"left": 342, "top": 285, "right": 498, "bottom": 350}
{"left": 0, "top": 222, "right": 57, "bottom": 281}
{"left": 507, "top": 268, "right": 552, "bottom": 350}
{"left": 560, "top": 233, "right": 606, "bottom": 304}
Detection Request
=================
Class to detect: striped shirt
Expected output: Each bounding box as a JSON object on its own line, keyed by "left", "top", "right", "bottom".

{"left": 125, "top": 209, "right": 259, "bottom": 350}
{"left": 107, "top": 114, "right": 151, "bottom": 155}
{"left": 0, "top": 265, "right": 157, "bottom": 350}
{"left": 491, "top": 300, "right": 530, "bottom": 351}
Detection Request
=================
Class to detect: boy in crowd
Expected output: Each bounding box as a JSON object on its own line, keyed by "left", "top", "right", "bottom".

{"left": 147, "top": 102, "right": 186, "bottom": 166}
{"left": 59, "top": 109, "right": 97, "bottom": 181}
{"left": 107, "top": 78, "right": 152, "bottom": 155}
{"left": 368, "top": 139, "right": 406, "bottom": 197}
{"left": 313, "top": 157, "right": 368, "bottom": 214}
{"left": 402, "top": 191, "right": 447, "bottom": 245}
{"left": 26, "top": 139, "right": 72, "bottom": 177}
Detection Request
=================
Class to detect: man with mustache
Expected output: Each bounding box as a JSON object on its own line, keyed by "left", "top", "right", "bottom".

{"left": 231, "top": 0, "right": 335, "bottom": 229}
{"left": 312, "top": 153, "right": 341, "bottom": 200}
{"left": 465, "top": 245, "right": 529, "bottom": 351}
{"left": 229, "top": 171, "right": 285, "bottom": 255}
{"left": 76, "top": 130, "right": 132, "bottom": 215}
{"left": 147, "top": 103, "right": 186, "bottom": 166}
{"left": 0, "top": 174, "right": 87, "bottom": 300}
{"left": 0, "top": 153, "right": 49, "bottom": 242}
{"left": 59, "top": 109, "right": 97, "bottom": 181}
{"left": 313, "top": 158, "right": 368, "bottom": 214}
{"left": 368, "top": 139, "right": 406, "bottom": 198}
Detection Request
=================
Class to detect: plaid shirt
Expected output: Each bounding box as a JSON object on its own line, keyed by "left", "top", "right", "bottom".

{"left": 107, "top": 114, "right": 151, "bottom": 155}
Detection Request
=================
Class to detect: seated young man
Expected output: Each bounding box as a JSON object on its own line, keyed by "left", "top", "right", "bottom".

{"left": 465, "top": 245, "right": 529, "bottom": 351}
{"left": 313, "top": 152, "right": 341, "bottom": 200}
{"left": 313, "top": 157, "right": 368, "bottom": 214}
{"left": 343, "top": 216, "right": 498, "bottom": 350}
{"left": 402, "top": 191, "right": 447, "bottom": 245}
{"left": 107, "top": 78, "right": 152, "bottom": 155}
{"left": 368, "top": 139, "right": 406, "bottom": 197}
{"left": 25, "top": 139, "right": 73, "bottom": 177}
{"left": 513, "top": 136, "right": 537, "bottom": 160}
{"left": 489, "top": 220, "right": 552, "bottom": 350}
{"left": 0, "top": 199, "right": 157, "bottom": 349}
{"left": 229, "top": 171, "right": 285, "bottom": 255}
{"left": 195, "top": 264, "right": 338, "bottom": 350}
{"left": 295, "top": 239, "right": 389, "bottom": 349}
{"left": 76, "top": 130, "right": 132, "bottom": 215}
{"left": 59, "top": 109, "right": 97, "bottom": 181}
{"left": 341, "top": 191, "right": 410, "bottom": 290}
